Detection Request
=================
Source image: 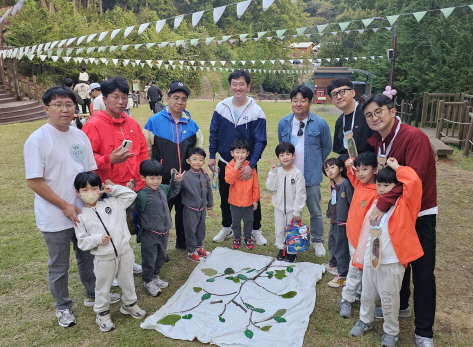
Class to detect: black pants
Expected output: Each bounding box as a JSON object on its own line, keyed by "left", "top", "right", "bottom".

{"left": 168, "top": 192, "right": 185, "bottom": 249}
{"left": 149, "top": 101, "right": 157, "bottom": 113}
{"left": 217, "top": 160, "right": 261, "bottom": 230}
{"left": 399, "top": 214, "right": 436, "bottom": 338}
{"left": 81, "top": 98, "right": 91, "bottom": 114}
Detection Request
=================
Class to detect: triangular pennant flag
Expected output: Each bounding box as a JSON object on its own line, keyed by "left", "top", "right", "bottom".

{"left": 362, "top": 18, "right": 374, "bottom": 27}
{"left": 250, "top": 60, "right": 256, "bottom": 64}
{"left": 222, "top": 35, "right": 232, "bottom": 42}
{"left": 138, "top": 22, "right": 150, "bottom": 35}
{"left": 257, "top": 31, "right": 267, "bottom": 38}
{"left": 161, "top": 42, "right": 169, "bottom": 47}
{"left": 213, "top": 6, "right": 226, "bottom": 23}
{"left": 353, "top": 57, "right": 357, "bottom": 61}
{"left": 192, "top": 11, "right": 204, "bottom": 27}
{"left": 326, "top": 58, "right": 331, "bottom": 62}
{"left": 440, "top": 7, "right": 455, "bottom": 18}
{"left": 97, "top": 47, "right": 106, "bottom": 52}
{"left": 124, "top": 26, "right": 135, "bottom": 38}
{"left": 51, "top": 56, "right": 59, "bottom": 62}
{"left": 199, "top": 61, "right": 206, "bottom": 65}
{"left": 112, "top": 59, "right": 119, "bottom": 65}
{"left": 178, "top": 60, "right": 184, "bottom": 65}
{"left": 131, "top": 62, "right": 136, "bottom": 67}
{"left": 371, "top": 56, "right": 375, "bottom": 60}
{"left": 135, "top": 60, "right": 141, "bottom": 64}
{"left": 86, "top": 33, "right": 97, "bottom": 43}
{"left": 178, "top": 65, "right": 183, "bottom": 70}
{"left": 44, "top": 42, "right": 51, "bottom": 51}
{"left": 279, "top": 60, "right": 285, "bottom": 64}
{"left": 66, "top": 38, "right": 76, "bottom": 46}
{"left": 168, "top": 60, "right": 174, "bottom": 65}
{"left": 145, "top": 60, "right": 152, "bottom": 67}
{"left": 66, "top": 49, "right": 74, "bottom": 56}
{"left": 89, "top": 58, "right": 95, "bottom": 63}
{"left": 110, "top": 28, "right": 121, "bottom": 39}
{"left": 219, "top": 68, "right": 223, "bottom": 72}
{"left": 73, "top": 58, "right": 78, "bottom": 63}
{"left": 413, "top": 11, "right": 427, "bottom": 22}
{"left": 317, "top": 24, "right": 328, "bottom": 32}
{"left": 241, "top": 61, "right": 246, "bottom": 65}
{"left": 237, "top": 0, "right": 251, "bottom": 18}
{"left": 193, "top": 66, "right": 197, "bottom": 70}
{"left": 123, "top": 59, "right": 130, "bottom": 66}
{"left": 58, "top": 39, "right": 67, "bottom": 47}
{"left": 174, "top": 15, "right": 184, "bottom": 29}
{"left": 470, "top": 5, "right": 473, "bottom": 11}
{"left": 261, "top": 60, "right": 266, "bottom": 64}
{"left": 206, "top": 67, "right": 210, "bottom": 71}
{"left": 362, "top": 57, "right": 366, "bottom": 60}
{"left": 40, "top": 55, "right": 47, "bottom": 61}
{"left": 270, "top": 60, "right": 275, "bottom": 64}
{"left": 279, "top": 35, "right": 286, "bottom": 40}
{"left": 47, "top": 50, "right": 53, "bottom": 58}
{"left": 345, "top": 30, "right": 351, "bottom": 34}
{"left": 253, "top": 38, "right": 260, "bottom": 42}
{"left": 262, "top": 0, "right": 275, "bottom": 11}
{"left": 186, "top": 66, "right": 190, "bottom": 70}
{"left": 275, "top": 29, "right": 287, "bottom": 37}
{"left": 190, "top": 39, "right": 199, "bottom": 46}
{"left": 100, "top": 58, "right": 108, "bottom": 64}
{"left": 37, "top": 44, "right": 44, "bottom": 53}
{"left": 335, "top": 58, "right": 340, "bottom": 61}
{"left": 206, "top": 37, "right": 215, "bottom": 45}
{"left": 77, "top": 57, "right": 83, "bottom": 63}
{"left": 189, "top": 61, "right": 195, "bottom": 65}
{"left": 240, "top": 33, "right": 249, "bottom": 40}
{"left": 386, "top": 26, "right": 393, "bottom": 31}
{"left": 86, "top": 47, "right": 95, "bottom": 53}
{"left": 292, "top": 35, "right": 298, "bottom": 38}
{"left": 28, "top": 53, "right": 35, "bottom": 61}
{"left": 156, "top": 60, "right": 163, "bottom": 66}
{"left": 98, "top": 31, "right": 108, "bottom": 42}
{"left": 241, "top": 39, "right": 247, "bottom": 42}
{"left": 229, "top": 39, "right": 235, "bottom": 44}
{"left": 146, "top": 43, "right": 156, "bottom": 49}
{"left": 50, "top": 41, "right": 59, "bottom": 49}
{"left": 386, "top": 15, "right": 399, "bottom": 25}
{"left": 212, "top": 67, "right": 217, "bottom": 71}
{"left": 344, "top": 57, "right": 349, "bottom": 60}
{"left": 331, "top": 32, "right": 338, "bottom": 36}
{"left": 210, "top": 61, "right": 216, "bottom": 66}
{"left": 109, "top": 46, "right": 118, "bottom": 52}
{"left": 318, "top": 33, "right": 324, "bottom": 37}
{"left": 230, "top": 60, "right": 236, "bottom": 65}
{"left": 220, "top": 61, "right": 226, "bottom": 66}
{"left": 372, "top": 28, "right": 379, "bottom": 33}
{"left": 56, "top": 49, "right": 63, "bottom": 56}
{"left": 339, "top": 22, "right": 350, "bottom": 31}
{"left": 358, "top": 29, "right": 365, "bottom": 34}
{"left": 156, "top": 19, "right": 166, "bottom": 33}
{"left": 121, "top": 45, "right": 130, "bottom": 51}
{"left": 176, "top": 40, "right": 185, "bottom": 47}
{"left": 305, "top": 33, "right": 311, "bottom": 38}
{"left": 83, "top": 58, "right": 89, "bottom": 64}
{"left": 140, "top": 63, "right": 145, "bottom": 68}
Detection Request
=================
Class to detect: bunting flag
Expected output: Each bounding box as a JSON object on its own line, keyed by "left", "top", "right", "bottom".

{"left": 413, "top": 11, "right": 427, "bottom": 22}
{"left": 237, "top": 0, "right": 251, "bottom": 18}
{"left": 213, "top": 6, "right": 226, "bottom": 23}
{"left": 440, "top": 7, "right": 455, "bottom": 18}
{"left": 361, "top": 18, "right": 374, "bottom": 27}
{"left": 317, "top": 24, "right": 328, "bottom": 32}
{"left": 110, "top": 28, "right": 121, "bottom": 39}
{"left": 66, "top": 38, "right": 76, "bottom": 46}
{"left": 86, "top": 33, "right": 97, "bottom": 43}
{"left": 156, "top": 19, "right": 166, "bottom": 34}
{"left": 275, "top": 29, "right": 287, "bottom": 37}
{"left": 174, "top": 15, "right": 184, "bottom": 29}
{"left": 124, "top": 26, "right": 135, "bottom": 37}
{"left": 296, "top": 27, "right": 306, "bottom": 36}
{"left": 98, "top": 31, "right": 108, "bottom": 42}
{"left": 257, "top": 31, "right": 267, "bottom": 38}
{"left": 138, "top": 23, "right": 150, "bottom": 35}
{"left": 386, "top": 15, "right": 399, "bottom": 25}
{"left": 262, "top": 0, "right": 275, "bottom": 11}
{"left": 339, "top": 22, "right": 350, "bottom": 31}
{"left": 192, "top": 11, "right": 204, "bottom": 27}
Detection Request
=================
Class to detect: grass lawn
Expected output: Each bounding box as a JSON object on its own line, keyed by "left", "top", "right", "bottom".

{"left": 1, "top": 100, "right": 472, "bottom": 346}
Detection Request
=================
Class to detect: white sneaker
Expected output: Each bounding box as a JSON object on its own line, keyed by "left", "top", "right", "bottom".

{"left": 111, "top": 278, "right": 119, "bottom": 287}
{"left": 96, "top": 310, "right": 115, "bottom": 332}
{"left": 252, "top": 230, "right": 267, "bottom": 245}
{"left": 144, "top": 281, "right": 162, "bottom": 296}
{"left": 84, "top": 293, "right": 121, "bottom": 307}
{"left": 213, "top": 227, "right": 232, "bottom": 242}
{"left": 313, "top": 242, "right": 326, "bottom": 257}
{"left": 133, "top": 263, "right": 143, "bottom": 274}
{"left": 120, "top": 301, "right": 146, "bottom": 319}
{"left": 55, "top": 308, "right": 76, "bottom": 327}
{"left": 152, "top": 275, "right": 169, "bottom": 288}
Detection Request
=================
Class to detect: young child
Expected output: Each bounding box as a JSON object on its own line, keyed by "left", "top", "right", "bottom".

{"left": 225, "top": 139, "right": 260, "bottom": 250}
{"left": 350, "top": 158, "right": 424, "bottom": 347}
{"left": 323, "top": 157, "right": 353, "bottom": 287}
{"left": 266, "top": 142, "right": 306, "bottom": 263}
{"left": 73, "top": 172, "right": 146, "bottom": 332}
{"left": 337, "top": 151, "right": 379, "bottom": 318}
{"left": 180, "top": 147, "right": 214, "bottom": 262}
{"left": 138, "top": 159, "right": 181, "bottom": 296}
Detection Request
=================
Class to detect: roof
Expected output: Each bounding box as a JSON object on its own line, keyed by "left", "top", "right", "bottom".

{"left": 288, "top": 42, "right": 315, "bottom": 49}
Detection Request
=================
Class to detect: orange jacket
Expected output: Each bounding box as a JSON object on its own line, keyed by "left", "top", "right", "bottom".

{"left": 353, "top": 166, "right": 424, "bottom": 269}
{"left": 225, "top": 160, "right": 260, "bottom": 207}
{"left": 345, "top": 160, "right": 379, "bottom": 248}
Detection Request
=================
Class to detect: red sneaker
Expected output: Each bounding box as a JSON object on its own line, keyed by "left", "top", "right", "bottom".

{"left": 196, "top": 247, "right": 211, "bottom": 257}
{"left": 232, "top": 237, "right": 241, "bottom": 249}
{"left": 187, "top": 252, "right": 201, "bottom": 262}
{"left": 244, "top": 238, "right": 254, "bottom": 250}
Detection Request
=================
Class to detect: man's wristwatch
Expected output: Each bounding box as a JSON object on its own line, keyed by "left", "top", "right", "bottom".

{"left": 249, "top": 164, "right": 256, "bottom": 169}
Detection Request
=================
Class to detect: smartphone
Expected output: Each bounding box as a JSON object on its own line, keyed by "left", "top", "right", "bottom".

{"left": 119, "top": 139, "right": 132, "bottom": 153}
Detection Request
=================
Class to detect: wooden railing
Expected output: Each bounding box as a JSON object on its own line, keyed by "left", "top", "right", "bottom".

{"left": 3, "top": 67, "right": 47, "bottom": 102}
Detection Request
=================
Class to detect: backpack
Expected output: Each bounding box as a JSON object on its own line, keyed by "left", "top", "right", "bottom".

{"left": 284, "top": 219, "right": 310, "bottom": 253}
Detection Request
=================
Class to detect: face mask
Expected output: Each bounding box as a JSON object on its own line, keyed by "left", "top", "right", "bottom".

{"left": 79, "top": 191, "right": 100, "bottom": 205}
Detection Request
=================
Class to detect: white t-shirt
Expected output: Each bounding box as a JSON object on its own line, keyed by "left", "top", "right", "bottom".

{"left": 231, "top": 99, "right": 250, "bottom": 125}
{"left": 291, "top": 116, "right": 308, "bottom": 176}
{"left": 92, "top": 94, "right": 106, "bottom": 112}
{"left": 364, "top": 207, "right": 398, "bottom": 266}
{"left": 24, "top": 124, "right": 97, "bottom": 232}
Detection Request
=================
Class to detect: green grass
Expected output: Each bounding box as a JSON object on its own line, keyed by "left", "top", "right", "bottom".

{"left": 0, "top": 101, "right": 471, "bottom": 346}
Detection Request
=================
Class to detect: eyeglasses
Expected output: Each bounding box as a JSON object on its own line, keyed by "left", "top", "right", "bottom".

{"left": 330, "top": 88, "right": 352, "bottom": 99}
{"left": 297, "top": 122, "right": 305, "bottom": 136}
{"left": 364, "top": 107, "right": 392, "bottom": 120}
{"left": 170, "top": 95, "right": 188, "bottom": 103}
{"left": 107, "top": 94, "right": 128, "bottom": 102}
{"left": 47, "top": 103, "right": 75, "bottom": 110}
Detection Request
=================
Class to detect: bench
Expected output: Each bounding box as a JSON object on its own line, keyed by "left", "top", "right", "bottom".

{"left": 430, "top": 138, "right": 454, "bottom": 157}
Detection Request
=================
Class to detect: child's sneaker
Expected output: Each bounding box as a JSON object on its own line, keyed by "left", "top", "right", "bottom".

{"left": 152, "top": 275, "right": 169, "bottom": 288}
{"left": 350, "top": 319, "right": 372, "bottom": 337}
{"left": 144, "top": 281, "right": 162, "bottom": 296}
{"left": 187, "top": 252, "right": 201, "bottom": 262}
{"left": 324, "top": 263, "right": 338, "bottom": 275}
{"left": 276, "top": 250, "right": 286, "bottom": 261}
{"left": 381, "top": 332, "right": 399, "bottom": 347}
{"left": 338, "top": 299, "right": 352, "bottom": 318}
{"left": 196, "top": 247, "right": 211, "bottom": 257}
{"left": 55, "top": 308, "right": 76, "bottom": 328}
{"left": 232, "top": 237, "right": 241, "bottom": 249}
{"left": 84, "top": 293, "right": 121, "bottom": 307}
{"left": 328, "top": 275, "right": 346, "bottom": 288}
{"left": 244, "top": 238, "right": 254, "bottom": 250}
{"left": 96, "top": 310, "right": 115, "bottom": 332}
{"left": 285, "top": 254, "right": 297, "bottom": 263}
{"left": 120, "top": 301, "right": 146, "bottom": 319}
{"left": 133, "top": 263, "right": 143, "bottom": 274}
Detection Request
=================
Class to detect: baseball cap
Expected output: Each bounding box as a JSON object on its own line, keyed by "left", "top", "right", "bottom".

{"left": 168, "top": 81, "right": 191, "bottom": 97}
{"left": 88, "top": 82, "right": 101, "bottom": 93}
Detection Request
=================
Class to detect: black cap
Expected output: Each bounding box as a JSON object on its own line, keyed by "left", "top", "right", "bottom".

{"left": 168, "top": 81, "right": 191, "bottom": 97}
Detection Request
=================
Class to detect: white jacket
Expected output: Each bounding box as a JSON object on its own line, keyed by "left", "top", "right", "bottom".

{"left": 266, "top": 166, "right": 306, "bottom": 216}
{"left": 74, "top": 185, "right": 136, "bottom": 260}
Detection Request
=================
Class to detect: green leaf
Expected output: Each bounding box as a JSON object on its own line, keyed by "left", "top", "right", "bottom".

{"left": 281, "top": 291, "right": 297, "bottom": 299}
{"left": 242, "top": 267, "right": 250, "bottom": 270}
{"left": 206, "top": 278, "right": 215, "bottom": 282}
{"left": 254, "top": 308, "right": 265, "bottom": 313}
{"left": 157, "top": 314, "right": 181, "bottom": 325}
{"left": 224, "top": 267, "right": 235, "bottom": 274}
{"left": 246, "top": 268, "right": 256, "bottom": 273}
{"left": 275, "top": 270, "right": 287, "bottom": 280}
{"left": 232, "top": 277, "right": 240, "bottom": 283}
{"left": 273, "top": 316, "right": 287, "bottom": 323}
{"left": 193, "top": 287, "right": 202, "bottom": 293}
{"left": 272, "top": 309, "right": 287, "bottom": 317}
{"left": 245, "top": 329, "right": 254, "bottom": 339}
{"left": 286, "top": 266, "right": 294, "bottom": 273}
{"left": 225, "top": 276, "right": 234, "bottom": 280}
{"left": 237, "top": 274, "right": 248, "bottom": 280}
{"left": 265, "top": 271, "right": 274, "bottom": 275}
{"left": 287, "top": 265, "right": 295, "bottom": 268}
{"left": 268, "top": 273, "right": 274, "bottom": 279}
{"left": 201, "top": 268, "right": 218, "bottom": 276}
{"left": 244, "top": 303, "right": 254, "bottom": 308}
{"left": 219, "top": 316, "right": 225, "bottom": 322}
{"left": 182, "top": 314, "right": 192, "bottom": 319}
{"left": 201, "top": 293, "right": 212, "bottom": 300}
{"left": 260, "top": 326, "right": 272, "bottom": 331}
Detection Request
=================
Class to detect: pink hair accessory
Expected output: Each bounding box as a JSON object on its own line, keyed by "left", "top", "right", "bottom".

{"left": 383, "top": 86, "right": 397, "bottom": 99}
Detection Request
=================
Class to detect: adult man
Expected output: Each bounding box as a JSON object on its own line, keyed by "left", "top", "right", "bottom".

{"left": 74, "top": 80, "right": 91, "bottom": 114}
{"left": 24, "top": 87, "right": 119, "bottom": 328}
{"left": 144, "top": 81, "right": 203, "bottom": 249}
{"left": 363, "top": 94, "right": 437, "bottom": 347}
{"left": 208, "top": 70, "right": 268, "bottom": 245}
{"left": 327, "top": 78, "right": 374, "bottom": 161}
{"left": 82, "top": 77, "right": 148, "bottom": 191}
{"left": 277, "top": 85, "right": 332, "bottom": 257}
{"left": 146, "top": 80, "right": 163, "bottom": 114}
{"left": 88, "top": 82, "right": 105, "bottom": 113}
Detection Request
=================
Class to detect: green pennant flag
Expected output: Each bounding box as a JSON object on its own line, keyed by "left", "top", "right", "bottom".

{"left": 275, "top": 29, "right": 287, "bottom": 37}
{"left": 146, "top": 43, "right": 156, "bottom": 49}
{"left": 176, "top": 40, "right": 185, "bottom": 47}
{"left": 76, "top": 48, "right": 84, "bottom": 54}
{"left": 190, "top": 39, "right": 199, "bottom": 46}
{"left": 257, "top": 31, "right": 267, "bottom": 38}
{"left": 296, "top": 27, "right": 306, "bottom": 36}
{"left": 317, "top": 24, "right": 327, "bottom": 32}
{"left": 121, "top": 45, "right": 130, "bottom": 51}
{"left": 239, "top": 33, "right": 249, "bottom": 40}
{"left": 440, "top": 7, "right": 455, "bottom": 18}
{"left": 470, "top": 5, "right": 473, "bottom": 11}
{"left": 86, "top": 47, "right": 95, "bottom": 53}
{"left": 131, "top": 62, "right": 136, "bottom": 67}
{"left": 386, "top": 15, "right": 399, "bottom": 25}
{"left": 339, "top": 22, "right": 350, "bottom": 31}
{"left": 222, "top": 35, "right": 231, "bottom": 41}
{"left": 73, "top": 58, "right": 78, "bottom": 63}
{"left": 97, "top": 47, "right": 106, "bottom": 53}
{"left": 140, "top": 63, "right": 145, "bottom": 68}
{"left": 109, "top": 46, "right": 118, "bottom": 52}
{"left": 47, "top": 50, "right": 53, "bottom": 58}
{"left": 413, "top": 11, "right": 427, "bottom": 22}
{"left": 161, "top": 42, "right": 169, "bottom": 47}
{"left": 66, "top": 49, "right": 74, "bottom": 56}
{"left": 134, "top": 44, "right": 143, "bottom": 50}
{"left": 56, "top": 49, "right": 63, "bottom": 57}
{"left": 362, "top": 18, "right": 374, "bottom": 27}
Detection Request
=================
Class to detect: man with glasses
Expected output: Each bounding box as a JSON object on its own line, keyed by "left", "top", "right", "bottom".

{"left": 327, "top": 78, "right": 374, "bottom": 161}
{"left": 24, "top": 87, "right": 100, "bottom": 327}
{"left": 277, "top": 85, "right": 332, "bottom": 257}
{"left": 144, "top": 81, "right": 203, "bottom": 249}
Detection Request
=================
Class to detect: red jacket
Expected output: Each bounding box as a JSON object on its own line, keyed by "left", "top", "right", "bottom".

{"left": 225, "top": 160, "right": 260, "bottom": 207}
{"left": 82, "top": 110, "right": 148, "bottom": 190}
{"left": 367, "top": 119, "right": 437, "bottom": 213}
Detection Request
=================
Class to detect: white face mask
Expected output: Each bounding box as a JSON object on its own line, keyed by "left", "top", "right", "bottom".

{"left": 79, "top": 191, "right": 100, "bottom": 205}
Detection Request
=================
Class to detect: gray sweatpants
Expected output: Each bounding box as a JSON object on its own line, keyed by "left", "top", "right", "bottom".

{"left": 230, "top": 204, "right": 254, "bottom": 239}
{"left": 342, "top": 244, "right": 363, "bottom": 303}
{"left": 93, "top": 247, "right": 137, "bottom": 313}
{"left": 141, "top": 229, "right": 168, "bottom": 283}
{"left": 327, "top": 224, "right": 350, "bottom": 277}
{"left": 42, "top": 228, "right": 96, "bottom": 310}
{"left": 183, "top": 207, "right": 206, "bottom": 253}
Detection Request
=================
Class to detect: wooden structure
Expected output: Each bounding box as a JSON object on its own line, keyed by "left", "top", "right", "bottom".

{"left": 288, "top": 42, "right": 316, "bottom": 59}
{"left": 435, "top": 100, "right": 469, "bottom": 148}
{"left": 462, "top": 108, "right": 473, "bottom": 158}
{"left": 421, "top": 92, "right": 465, "bottom": 127}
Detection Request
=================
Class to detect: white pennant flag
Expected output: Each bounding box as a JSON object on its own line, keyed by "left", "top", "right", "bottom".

{"left": 156, "top": 19, "right": 166, "bottom": 33}
{"left": 179, "top": 60, "right": 184, "bottom": 65}
{"left": 86, "top": 33, "right": 97, "bottom": 43}
{"left": 213, "top": 6, "right": 226, "bottom": 23}
{"left": 124, "top": 26, "right": 135, "bottom": 37}
{"left": 241, "top": 61, "right": 246, "bottom": 65}
{"left": 210, "top": 61, "right": 216, "bottom": 66}
{"left": 146, "top": 60, "right": 153, "bottom": 67}
{"left": 174, "top": 15, "right": 184, "bottom": 29}
{"left": 89, "top": 58, "right": 95, "bottom": 63}
{"left": 135, "top": 60, "right": 141, "bottom": 64}
{"left": 51, "top": 56, "right": 59, "bottom": 62}
{"left": 73, "top": 58, "right": 78, "bottom": 63}
{"left": 50, "top": 41, "right": 59, "bottom": 49}
{"left": 140, "top": 63, "right": 145, "bottom": 68}
{"left": 77, "top": 57, "right": 83, "bottom": 63}
{"left": 189, "top": 61, "right": 195, "bottom": 65}
{"left": 28, "top": 53, "right": 35, "bottom": 60}
{"left": 98, "top": 31, "right": 108, "bottom": 42}
{"left": 110, "top": 28, "right": 121, "bottom": 39}
{"left": 250, "top": 60, "right": 256, "bottom": 64}
{"left": 58, "top": 39, "right": 67, "bottom": 47}
{"left": 123, "top": 59, "right": 130, "bottom": 66}
{"left": 138, "top": 23, "right": 150, "bottom": 35}
{"left": 100, "top": 58, "right": 108, "bottom": 65}
{"left": 262, "top": 0, "right": 275, "bottom": 11}
{"left": 231, "top": 61, "right": 236, "bottom": 65}
{"left": 66, "top": 38, "right": 76, "bottom": 46}
{"left": 192, "top": 11, "right": 204, "bottom": 27}
{"left": 40, "top": 55, "right": 47, "bottom": 61}
{"left": 112, "top": 59, "right": 119, "bottom": 66}
{"left": 156, "top": 60, "right": 163, "bottom": 66}
{"left": 168, "top": 60, "right": 174, "bottom": 65}
{"left": 270, "top": 60, "right": 275, "bottom": 64}
{"left": 236, "top": 0, "right": 251, "bottom": 18}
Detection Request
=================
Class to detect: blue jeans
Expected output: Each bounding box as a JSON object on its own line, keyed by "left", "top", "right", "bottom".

{"left": 42, "top": 228, "right": 96, "bottom": 310}
{"left": 306, "top": 185, "right": 324, "bottom": 243}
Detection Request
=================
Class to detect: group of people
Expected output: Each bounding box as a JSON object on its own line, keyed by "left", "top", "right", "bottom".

{"left": 23, "top": 71, "right": 437, "bottom": 347}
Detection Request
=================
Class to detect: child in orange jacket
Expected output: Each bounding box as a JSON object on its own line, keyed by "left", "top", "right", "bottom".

{"left": 225, "top": 139, "right": 260, "bottom": 250}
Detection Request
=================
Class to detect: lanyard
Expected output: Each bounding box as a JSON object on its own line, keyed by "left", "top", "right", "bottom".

{"left": 93, "top": 207, "right": 118, "bottom": 257}
{"left": 342, "top": 101, "right": 358, "bottom": 136}
{"left": 378, "top": 117, "right": 402, "bottom": 158}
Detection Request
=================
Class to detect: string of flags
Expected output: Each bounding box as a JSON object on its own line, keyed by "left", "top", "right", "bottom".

{"left": 0, "top": 0, "right": 25, "bottom": 24}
